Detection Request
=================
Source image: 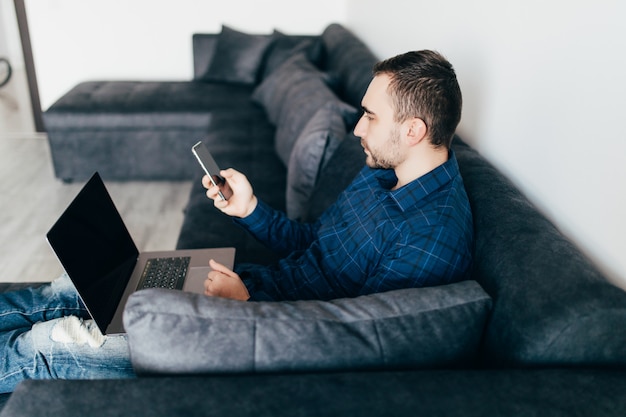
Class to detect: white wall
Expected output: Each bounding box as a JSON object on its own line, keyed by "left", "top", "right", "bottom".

{"left": 346, "top": 0, "right": 626, "bottom": 289}
{"left": 24, "top": 0, "right": 347, "bottom": 109}
{"left": 22, "top": 0, "right": 626, "bottom": 289}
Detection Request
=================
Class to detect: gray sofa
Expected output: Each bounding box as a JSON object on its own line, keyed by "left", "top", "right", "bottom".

{"left": 2, "top": 23, "right": 626, "bottom": 416}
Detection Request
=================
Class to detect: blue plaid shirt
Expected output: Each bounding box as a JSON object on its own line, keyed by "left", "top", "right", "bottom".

{"left": 235, "top": 150, "right": 473, "bottom": 301}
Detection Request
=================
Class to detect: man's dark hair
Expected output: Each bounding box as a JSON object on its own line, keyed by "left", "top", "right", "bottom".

{"left": 373, "top": 50, "right": 462, "bottom": 149}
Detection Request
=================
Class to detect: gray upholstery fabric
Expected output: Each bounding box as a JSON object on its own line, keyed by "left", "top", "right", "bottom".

{"left": 4, "top": 370, "right": 626, "bottom": 417}
{"left": 286, "top": 101, "right": 357, "bottom": 219}
{"left": 273, "top": 85, "right": 340, "bottom": 166}
{"left": 261, "top": 31, "right": 323, "bottom": 80}
{"left": 44, "top": 81, "right": 261, "bottom": 181}
{"left": 321, "top": 24, "right": 379, "bottom": 109}
{"left": 252, "top": 53, "right": 321, "bottom": 124}
{"left": 302, "top": 131, "right": 366, "bottom": 222}
{"left": 251, "top": 53, "right": 340, "bottom": 165}
{"left": 200, "top": 25, "right": 274, "bottom": 85}
{"left": 124, "top": 281, "right": 491, "bottom": 375}
{"left": 453, "top": 140, "right": 626, "bottom": 367}
{"left": 44, "top": 81, "right": 254, "bottom": 118}
{"left": 192, "top": 34, "right": 218, "bottom": 80}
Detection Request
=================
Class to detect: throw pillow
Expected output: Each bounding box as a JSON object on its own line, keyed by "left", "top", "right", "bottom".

{"left": 273, "top": 81, "right": 340, "bottom": 166}
{"left": 252, "top": 52, "right": 324, "bottom": 125}
{"left": 201, "top": 25, "right": 274, "bottom": 85}
{"left": 260, "top": 31, "right": 324, "bottom": 80}
{"left": 286, "top": 101, "right": 357, "bottom": 220}
{"left": 124, "top": 280, "right": 492, "bottom": 375}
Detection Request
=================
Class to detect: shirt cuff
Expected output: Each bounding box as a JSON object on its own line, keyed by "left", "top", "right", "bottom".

{"left": 234, "top": 198, "right": 274, "bottom": 235}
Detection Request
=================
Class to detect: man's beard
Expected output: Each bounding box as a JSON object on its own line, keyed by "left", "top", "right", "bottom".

{"left": 362, "top": 126, "right": 404, "bottom": 169}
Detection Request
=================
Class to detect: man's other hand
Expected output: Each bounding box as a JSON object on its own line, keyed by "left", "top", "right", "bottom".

{"left": 204, "top": 259, "right": 250, "bottom": 301}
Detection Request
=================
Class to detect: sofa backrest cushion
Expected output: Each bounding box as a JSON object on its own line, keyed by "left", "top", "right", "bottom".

{"left": 124, "top": 281, "right": 492, "bottom": 375}
{"left": 197, "top": 25, "right": 275, "bottom": 85}
{"left": 321, "top": 23, "right": 378, "bottom": 109}
{"left": 252, "top": 53, "right": 341, "bottom": 165}
{"left": 261, "top": 31, "right": 323, "bottom": 81}
{"left": 286, "top": 101, "right": 358, "bottom": 220}
{"left": 192, "top": 31, "right": 320, "bottom": 83}
{"left": 453, "top": 139, "right": 626, "bottom": 368}
{"left": 192, "top": 34, "right": 218, "bottom": 80}
{"left": 301, "top": 131, "right": 366, "bottom": 222}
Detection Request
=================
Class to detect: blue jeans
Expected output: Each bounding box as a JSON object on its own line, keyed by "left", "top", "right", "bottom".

{"left": 0, "top": 274, "right": 135, "bottom": 393}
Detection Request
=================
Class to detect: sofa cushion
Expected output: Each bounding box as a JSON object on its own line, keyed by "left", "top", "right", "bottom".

{"left": 252, "top": 53, "right": 314, "bottom": 124}
{"left": 286, "top": 101, "right": 357, "bottom": 220}
{"left": 191, "top": 34, "right": 218, "bottom": 80}
{"left": 302, "top": 131, "right": 366, "bottom": 222}
{"left": 260, "top": 31, "right": 323, "bottom": 80}
{"left": 320, "top": 24, "right": 378, "bottom": 109}
{"left": 200, "top": 25, "right": 273, "bottom": 85}
{"left": 252, "top": 53, "right": 340, "bottom": 165}
{"left": 124, "top": 281, "right": 491, "bottom": 375}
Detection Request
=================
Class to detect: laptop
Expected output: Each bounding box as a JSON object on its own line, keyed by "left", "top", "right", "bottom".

{"left": 46, "top": 172, "right": 235, "bottom": 335}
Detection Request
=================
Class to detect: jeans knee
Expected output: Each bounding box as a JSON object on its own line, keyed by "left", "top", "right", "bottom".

{"left": 48, "top": 274, "right": 77, "bottom": 298}
{"left": 49, "top": 316, "right": 105, "bottom": 348}
{"left": 31, "top": 316, "right": 104, "bottom": 353}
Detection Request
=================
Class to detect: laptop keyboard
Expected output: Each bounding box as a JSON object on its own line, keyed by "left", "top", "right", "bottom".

{"left": 137, "top": 256, "right": 191, "bottom": 290}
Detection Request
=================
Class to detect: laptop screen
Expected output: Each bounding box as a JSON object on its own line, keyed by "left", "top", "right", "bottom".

{"left": 46, "top": 172, "right": 139, "bottom": 331}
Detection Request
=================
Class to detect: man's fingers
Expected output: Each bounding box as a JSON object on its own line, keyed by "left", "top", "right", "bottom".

{"left": 209, "top": 259, "right": 235, "bottom": 277}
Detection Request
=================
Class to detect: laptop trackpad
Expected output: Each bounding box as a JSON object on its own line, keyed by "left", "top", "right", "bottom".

{"left": 183, "top": 267, "right": 212, "bottom": 294}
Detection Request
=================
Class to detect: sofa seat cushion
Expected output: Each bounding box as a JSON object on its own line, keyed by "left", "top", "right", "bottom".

{"left": 44, "top": 81, "right": 256, "bottom": 130}
{"left": 124, "top": 281, "right": 491, "bottom": 375}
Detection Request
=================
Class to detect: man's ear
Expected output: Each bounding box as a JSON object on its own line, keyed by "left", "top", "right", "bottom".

{"left": 405, "top": 117, "right": 428, "bottom": 146}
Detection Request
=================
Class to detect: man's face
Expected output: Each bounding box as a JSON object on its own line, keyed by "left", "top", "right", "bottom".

{"left": 354, "top": 74, "right": 406, "bottom": 170}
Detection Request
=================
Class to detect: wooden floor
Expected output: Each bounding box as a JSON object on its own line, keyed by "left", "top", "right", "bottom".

{"left": 0, "top": 73, "right": 192, "bottom": 282}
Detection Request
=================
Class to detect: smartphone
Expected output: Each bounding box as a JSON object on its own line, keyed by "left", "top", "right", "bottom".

{"left": 192, "top": 141, "right": 227, "bottom": 201}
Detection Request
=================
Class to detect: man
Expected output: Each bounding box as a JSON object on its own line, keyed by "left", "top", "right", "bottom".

{"left": 0, "top": 50, "right": 472, "bottom": 393}
{"left": 203, "top": 50, "right": 473, "bottom": 302}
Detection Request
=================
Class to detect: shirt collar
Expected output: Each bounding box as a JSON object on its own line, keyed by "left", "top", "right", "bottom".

{"left": 373, "top": 149, "right": 460, "bottom": 212}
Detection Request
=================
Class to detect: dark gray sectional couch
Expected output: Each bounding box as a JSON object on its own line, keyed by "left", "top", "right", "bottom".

{"left": 2, "top": 23, "right": 626, "bottom": 416}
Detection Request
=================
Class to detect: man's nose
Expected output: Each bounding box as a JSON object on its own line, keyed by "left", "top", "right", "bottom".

{"left": 353, "top": 116, "right": 366, "bottom": 138}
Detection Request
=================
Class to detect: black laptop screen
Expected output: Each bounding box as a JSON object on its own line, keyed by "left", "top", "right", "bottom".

{"left": 46, "top": 172, "right": 139, "bottom": 332}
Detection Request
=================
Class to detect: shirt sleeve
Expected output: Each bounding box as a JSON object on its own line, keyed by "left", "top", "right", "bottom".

{"left": 235, "top": 199, "right": 319, "bottom": 257}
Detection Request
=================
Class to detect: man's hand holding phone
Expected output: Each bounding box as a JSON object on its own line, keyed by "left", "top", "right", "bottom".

{"left": 203, "top": 168, "right": 257, "bottom": 219}
{"left": 193, "top": 141, "right": 257, "bottom": 218}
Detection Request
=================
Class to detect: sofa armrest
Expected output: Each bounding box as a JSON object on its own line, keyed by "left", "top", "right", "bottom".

{"left": 123, "top": 281, "right": 491, "bottom": 375}
{"left": 453, "top": 139, "right": 626, "bottom": 367}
